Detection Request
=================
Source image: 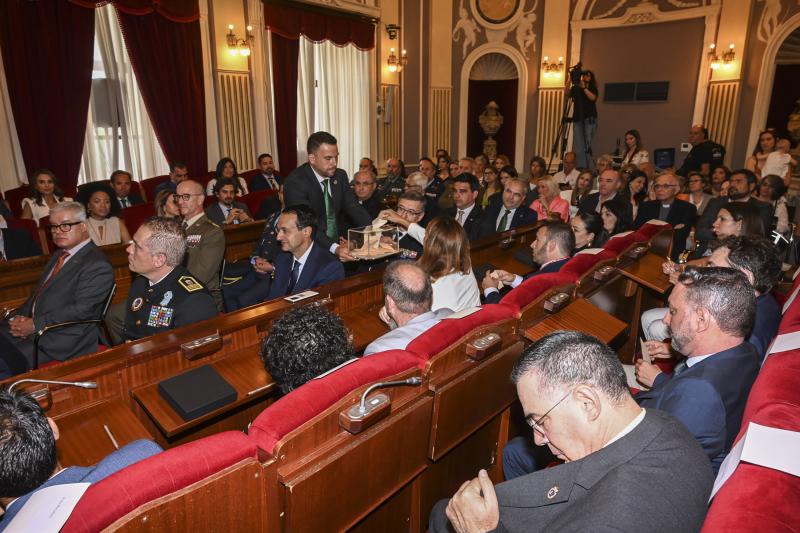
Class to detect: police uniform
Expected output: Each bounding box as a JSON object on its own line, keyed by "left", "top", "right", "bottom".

{"left": 123, "top": 266, "right": 218, "bottom": 341}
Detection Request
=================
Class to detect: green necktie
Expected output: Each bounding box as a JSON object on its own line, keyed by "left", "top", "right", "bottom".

{"left": 497, "top": 209, "right": 510, "bottom": 232}
{"left": 322, "top": 178, "right": 338, "bottom": 240}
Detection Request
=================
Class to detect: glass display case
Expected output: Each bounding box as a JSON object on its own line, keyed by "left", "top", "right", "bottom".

{"left": 347, "top": 223, "right": 400, "bottom": 260}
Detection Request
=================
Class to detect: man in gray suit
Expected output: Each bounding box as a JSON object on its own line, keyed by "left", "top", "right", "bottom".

{"left": 0, "top": 202, "right": 114, "bottom": 375}
{"left": 430, "top": 331, "right": 714, "bottom": 533}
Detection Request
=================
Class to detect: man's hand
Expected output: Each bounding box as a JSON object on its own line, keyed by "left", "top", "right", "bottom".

{"left": 635, "top": 359, "right": 662, "bottom": 388}
{"left": 491, "top": 270, "right": 515, "bottom": 284}
{"left": 335, "top": 242, "right": 357, "bottom": 262}
{"left": 644, "top": 340, "right": 672, "bottom": 359}
{"left": 378, "top": 209, "right": 409, "bottom": 228}
{"left": 445, "top": 470, "right": 500, "bottom": 533}
{"left": 378, "top": 306, "right": 391, "bottom": 326}
{"left": 236, "top": 209, "right": 253, "bottom": 223}
{"left": 482, "top": 271, "right": 500, "bottom": 291}
{"left": 9, "top": 316, "right": 35, "bottom": 338}
{"left": 253, "top": 258, "right": 273, "bottom": 274}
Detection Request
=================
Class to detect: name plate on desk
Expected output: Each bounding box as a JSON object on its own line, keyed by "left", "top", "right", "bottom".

{"left": 158, "top": 365, "right": 237, "bottom": 422}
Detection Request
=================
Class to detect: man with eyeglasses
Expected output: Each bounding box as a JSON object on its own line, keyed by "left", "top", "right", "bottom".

{"left": 476, "top": 177, "right": 537, "bottom": 239}
{"left": 154, "top": 162, "right": 189, "bottom": 196}
{"left": 377, "top": 190, "right": 427, "bottom": 257}
{"left": 633, "top": 173, "right": 696, "bottom": 260}
{"left": 0, "top": 202, "right": 114, "bottom": 376}
{"left": 429, "top": 331, "right": 713, "bottom": 533}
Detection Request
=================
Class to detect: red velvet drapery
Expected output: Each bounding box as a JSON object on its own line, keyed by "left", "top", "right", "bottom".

{"left": 0, "top": 1, "right": 95, "bottom": 196}
{"left": 70, "top": 0, "right": 199, "bottom": 22}
{"left": 263, "top": 1, "right": 375, "bottom": 174}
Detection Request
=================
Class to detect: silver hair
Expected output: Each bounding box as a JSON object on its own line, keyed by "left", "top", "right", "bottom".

{"left": 142, "top": 216, "right": 187, "bottom": 267}
{"left": 406, "top": 171, "right": 428, "bottom": 190}
{"left": 50, "top": 201, "right": 87, "bottom": 222}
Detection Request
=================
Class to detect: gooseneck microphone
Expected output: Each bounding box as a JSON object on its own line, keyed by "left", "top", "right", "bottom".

{"left": 8, "top": 379, "right": 98, "bottom": 393}
{"left": 358, "top": 377, "right": 422, "bottom": 414}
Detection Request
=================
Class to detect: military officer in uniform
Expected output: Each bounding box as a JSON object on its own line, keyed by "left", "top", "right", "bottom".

{"left": 123, "top": 217, "right": 217, "bottom": 341}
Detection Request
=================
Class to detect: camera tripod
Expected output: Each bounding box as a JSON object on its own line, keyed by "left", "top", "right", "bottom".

{"left": 547, "top": 89, "right": 574, "bottom": 174}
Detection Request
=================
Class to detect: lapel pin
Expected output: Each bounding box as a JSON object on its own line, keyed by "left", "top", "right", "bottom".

{"left": 547, "top": 485, "right": 559, "bottom": 499}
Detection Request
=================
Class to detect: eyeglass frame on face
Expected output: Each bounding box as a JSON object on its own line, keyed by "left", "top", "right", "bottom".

{"left": 175, "top": 193, "right": 204, "bottom": 202}
{"left": 397, "top": 205, "right": 422, "bottom": 217}
{"left": 47, "top": 220, "right": 84, "bottom": 233}
{"left": 525, "top": 388, "right": 573, "bottom": 437}
{"left": 653, "top": 183, "right": 677, "bottom": 190}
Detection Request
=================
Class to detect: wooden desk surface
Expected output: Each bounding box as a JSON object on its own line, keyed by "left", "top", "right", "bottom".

{"left": 54, "top": 398, "right": 153, "bottom": 467}
{"left": 132, "top": 349, "right": 273, "bottom": 438}
{"left": 619, "top": 252, "right": 672, "bottom": 294}
{"left": 340, "top": 305, "right": 389, "bottom": 352}
{"left": 523, "top": 298, "right": 628, "bottom": 345}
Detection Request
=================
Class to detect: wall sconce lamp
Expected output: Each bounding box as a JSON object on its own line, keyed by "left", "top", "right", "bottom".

{"left": 707, "top": 43, "right": 735, "bottom": 70}
{"left": 227, "top": 24, "right": 254, "bottom": 57}
{"left": 541, "top": 56, "right": 564, "bottom": 78}
{"left": 385, "top": 24, "right": 407, "bottom": 73}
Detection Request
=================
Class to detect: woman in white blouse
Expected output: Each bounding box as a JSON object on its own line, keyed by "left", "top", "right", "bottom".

{"left": 418, "top": 216, "right": 481, "bottom": 312}
{"left": 77, "top": 183, "right": 131, "bottom": 246}
{"left": 205, "top": 157, "right": 249, "bottom": 196}
{"left": 620, "top": 129, "right": 649, "bottom": 167}
{"left": 21, "top": 169, "right": 72, "bottom": 225}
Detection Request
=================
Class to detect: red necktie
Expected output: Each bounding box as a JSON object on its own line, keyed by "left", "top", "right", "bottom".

{"left": 32, "top": 250, "right": 69, "bottom": 316}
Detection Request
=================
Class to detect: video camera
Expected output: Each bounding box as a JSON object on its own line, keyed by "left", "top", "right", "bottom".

{"left": 569, "top": 62, "right": 588, "bottom": 86}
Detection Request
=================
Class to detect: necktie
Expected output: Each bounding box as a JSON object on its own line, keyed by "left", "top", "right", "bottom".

{"left": 322, "top": 179, "right": 338, "bottom": 240}
{"left": 672, "top": 359, "right": 688, "bottom": 376}
{"left": 182, "top": 221, "right": 189, "bottom": 231}
{"left": 120, "top": 198, "right": 128, "bottom": 208}
{"left": 457, "top": 210, "right": 465, "bottom": 225}
{"left": 269, "top": 176, "right": 278, "bottom": 190}
{"left": 286, "top": 259, "right": 301, "bottom": 294}
{"left": 32, "top": 250, "right": 69, "bottom": 316}
{"left": 497, "top": 209, "right": 510, "bottom": 232}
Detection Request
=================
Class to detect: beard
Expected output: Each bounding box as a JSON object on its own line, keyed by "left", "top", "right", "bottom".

{"left": 727, "top": 189, "right": 748, "bottom": 200}
{"left": 667, "top": 323, "right": 690, "bottom": 354}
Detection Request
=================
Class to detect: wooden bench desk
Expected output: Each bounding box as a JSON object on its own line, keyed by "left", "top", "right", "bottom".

{"left": 522, "top": 298, "right": 628, "bottom": 346}
{"left": 619, "top": 251, "right": 672, "bottom": 295}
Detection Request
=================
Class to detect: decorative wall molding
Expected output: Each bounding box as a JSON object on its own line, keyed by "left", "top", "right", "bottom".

{"left": 428, "top": 86, "right": 452, "bottom": 156}
{"left": 534, "top": 88, "right": 565, "bottom": 170}
{"left": 379, "top": 84, "right": 401, "bottom": 168}
{"left": 292, "top": 0, "right": 380, "bottom": 18}
{"left": 570, "top": 2, "right": 721, "bottom": 124}
{"left": 217, "top": 71, "right": 255, "bottom": 169}
{"left": 704, "top": 80, "right": 739, "bottom": 167}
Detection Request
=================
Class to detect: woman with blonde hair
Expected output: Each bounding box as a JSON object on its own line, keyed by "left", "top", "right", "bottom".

{"left": 530, "top": 175, "right": 569, "bottom": 222}
{"left": 155, "top": 189, "right": 182, "bottom": 219}
{"left": 417, "top": 216, "right": 481, "bottom": 312}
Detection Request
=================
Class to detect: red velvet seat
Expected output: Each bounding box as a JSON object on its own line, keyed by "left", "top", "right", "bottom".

{"left": 239, "top": 189, "right": 277, "bottom": 217}
{"left": 601, "top": 230, "right": 640, "bottom": 256}
{"left": 560, "top": 249, "right": 616, "bottom": 279}
{"left": 6, "top": 217, "right": 39, "bottom": 246}
{"left": 635, "top": 220, "right": 672, "bottom": 241}
{"left": 118, "top": 202, "right": 155, "bottom": 236}
{"left": 248, "top": 349, "right": 425, "bottom": 454}
{"left": 140, "top": 175, "right": 169, "bottom": 202}
{"left": 62, "top": 431, "right": 258, "bottom": 532}
{"left": 4, "top": 185, "right": 28, "bottom": 218}
{"left": 499, "top": 271, "right": 577, "bottom": 313}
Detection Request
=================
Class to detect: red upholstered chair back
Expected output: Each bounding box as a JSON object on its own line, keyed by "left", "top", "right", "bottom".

{"left": 4, "top": 185, "right": 29, "bottom": 218}
{"left": 6, "top": 217, "right": 39, "bottom": 245}
{"left": 239, "top": 189, "right": 277, "bottom": 217}
{"left": 140, "top": 175, "right": 169, "bottom": 202}
{"left": 601, "top": 230, "right": 639, "bottom": 256}
{"left": 61, "top": 431, "right": 258, "bottom": 533}
{"left": 499, "top": 271, "right": 577, "bottom": 313}
{"left": 199, "top": 171, "right": 216, "bottom": 187}
{"left": 560, "top": 249, "right": 616, "bottom": 279}
{"left": 37, "top": 215, "right": 56, "bottom": 255}
{"left": 203, "top": 195, "right": 216, "bottom": 208}
{"left": 118, "top": 202, "right": 155, "bottom": 236}
{"left": 248, "top": 350, "right": 425, "bottom": 454}
{"left": 404, "top": 304, "right": 518, "bottom": 360}
{"left": 635, "top": 220, "right": 672, "bottom": 241}
{"left": 239, "top": 168, "right": 260, "bottom": 181}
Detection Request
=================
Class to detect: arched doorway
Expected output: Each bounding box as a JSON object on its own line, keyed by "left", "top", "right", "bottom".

{"left": 466, "top": 53, "right": 519, "bottom": 163}
{"left": 766, "top": 27, "right": 800, "bottom": 138}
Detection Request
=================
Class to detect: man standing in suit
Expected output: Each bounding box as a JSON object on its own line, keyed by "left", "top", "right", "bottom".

{"left": 444, "top": 173, "right": 483, "bottom": 240}
{"left": 352, "top": 170, "right": 382, "bottom": 219}
{"left": 0, "top": 202, "right": 114, "bottom": 375}
{"left": 482, "top": 221, "right": 574, "bottom": 304}
{"left": 204, "top": 177, "right": 254, "bottom": 226}
{"left": 430, "top": 331, "right": 713, "bottom": 532}
{"left": 110, "top": 170, "right": 144, "bottom": 210}
{"left": 284, "top": 132, "right": 372, "bottom": 261}
{"left": 633, "top": 173, "right": 696, "bottom": 260}
{"left": 0, "top": 226, "right": 41, "bottom": 260}
{"left": 249, "top": 153, "right": 282, "bottom": 192}
{"left": 579, "top": 169, "right": 631, "bottom": 219}
{"left": 0, "top": 389, "right": 162, "bottom": 530}
{"left": 477, "top": 178, "right": 538, "bottom": 238}
{"left": 634, "top": 267, "right": 760, "bottom": 473}
{"left": 267, "top": 205, "right": 344, "bottom": 299}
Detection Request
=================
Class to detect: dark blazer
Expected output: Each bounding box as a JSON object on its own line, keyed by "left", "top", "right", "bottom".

{"left": 477, "top": 203, "right": 538, "bottom": 239}
{"left": 635, "top": 342, "right": 759, "bottom": 473}
{"left": 283, "top": 163, "right": 371, "bottom": 249}
{"left": 696, "top": 196, "right": 774, "bottom": 243}
{"left": 18, "top": 241, "right": 114, "bottom": 364}
{"left": 358, "top": 192, "right": 383, "bottom": 220}
{"left": 154, "top": 180, "right": 177, "bottom": 196}
{"left": 633, "top": 199, "right": 697, "bottom": 261}
{"left": 750, "top": 293, "right": 780, "bottom": 362}
{"left": 267, "top": 243, "right": 345, "bottom": 299}
{"left": 114, "top": 194, "right": 144, "bottom": 210}
{"left": 429, "top": 409, "right": 713, "bottom": 532}
{"left": 484, "top": 257, "right": 569, "bottom": 304}
{"left": 204, "top": 201, "right": 252, "bottom": 226}
{"left": 444, "top": 204, "right": 484, "bottom": 240}
{"left": 249, "top": 173, "right": 283, "bottom": 192}
{"left": 2, "top": 227, "right": 42, "bottom": 260}
{"left": 579, "top": 192, "right": 633, "bottom": 220}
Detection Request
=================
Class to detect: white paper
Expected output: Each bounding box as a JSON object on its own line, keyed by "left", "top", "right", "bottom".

{"left": 793, "top": 266, "right": 800, "bottom": 281}
{"left": 639, "top": 339, "right": 652, "bottom": 364}
{"left": 284, "top": 290, "right": 319, "bottom": 303}
{"left": 313, "top": 357, "right": 358, "bottom": 379}
{"left": 4, "top": 482, "right": 91, "bottom": 533}
{"left": 609, "top": 230, "right": 634, "bottom": 239}
{"left": 767, "top": 331, "right": 800, "bottom": 356}
{"left": 643, "top": 219, "right": 669, "bottom": 226}
{"left": 782, "top": 285, "right": 800, "bottom": 313}
{"left": 710, "top": 422, "right": 800, "bottom": 500}
{"left": 442, "top": 306, "right": 482, "bottom": 320}
{"left": 575, "top": 248, "right": 604, "bottom": 255}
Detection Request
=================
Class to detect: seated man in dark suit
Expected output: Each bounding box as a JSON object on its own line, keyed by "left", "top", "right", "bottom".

{"left": 579, "top": 169, "right": 632, "bottom": 222}
{"left": 267, "top": 205, "right": 345, "bottom": 299}
{"left": 634, "top": 267, "right": 760, "bottom": 473}
{"left": 444, "top": 173, "right": 483, "bottom": 240}
{"left": 352, "top": 170, "right": 382, "bottom": 219}
{"left": 476, "top": 177, "right": 538, "bottom": 238}
{"left": 204, "top": 177, "right": 254, "bottom": 226}
{"left": 284, "top": 131, "right": 372, "bottom": 262}
{"left": 0, "top": 202, "right": 114, "bottom": 376}
{"left": 633, "top": 173, "right": 696, "bottom": 260}
{"left": 260, "top": 305, "right": 353, "bottom": 395}
{"left": 1, "top": 226, "right": 41, "bottom": 260}
{"left": 249, "top": 153, "right": 282, "bottom": 192}
{"left": 482, "top": 221, "right": 575, "bottom": 305}
{"left": 0, "top": 389, "right": 162, "bottom": 530}
{"left": 110, "top": 170, "right": 144, "bottom": 210}
{"left": 122, "top": 217, "right": 218, "bottom": 341}
{"left": 154, "top": 162, "right": 189, "bottom": 196}
{"left": 430, "top": 331, "right": 714, "bottom": 532}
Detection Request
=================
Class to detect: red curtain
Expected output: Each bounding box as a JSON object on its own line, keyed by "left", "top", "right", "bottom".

{"left": 117, "top": 10, "right": 208, "bottom": 177}
{"left": 70, "top": 0, "right": 199, "bottom": 22}
{"left": 264, "top": 2, "right": 375, "bottom": 50}
{"left": 0, "top": 1, "right": 95, "bottom": 196}
{"left": 271, "top": 34, "right": 300, "bottom": 174}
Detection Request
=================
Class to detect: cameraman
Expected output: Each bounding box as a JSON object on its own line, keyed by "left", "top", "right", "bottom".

{"left": 569, "top": 65, "right": 598, "bottom": 169}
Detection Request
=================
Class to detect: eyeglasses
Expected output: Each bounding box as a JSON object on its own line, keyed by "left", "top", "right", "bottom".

{"left": 397, "top": 205, "right": 422, "bottom": 217}
{"left": 525, "top": 389, "right": 573, "bottom": 437}
{"left": 174, "top": 193, "right": 204, "bottom": 202}
{"left": 47, "top": 221, "right": 83, "bottom": 233}
{"left": 653, "top": 184, "right": 677, "bottom": 190}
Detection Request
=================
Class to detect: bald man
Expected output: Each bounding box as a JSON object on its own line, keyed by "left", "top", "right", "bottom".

{"left": 362, "top": 261, "right": 452, "bottom": 355}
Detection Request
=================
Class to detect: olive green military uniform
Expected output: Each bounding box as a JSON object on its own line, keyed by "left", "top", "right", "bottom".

{"left": 123, "top": 266, "right": 217, "bottom": 341}
{"left": 184, "top": 214, "right": 225, "bottom": 311}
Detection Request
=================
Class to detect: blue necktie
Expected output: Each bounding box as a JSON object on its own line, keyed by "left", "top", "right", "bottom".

{"left": 286, "top": 259, "right": 301, "bottom": 294}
